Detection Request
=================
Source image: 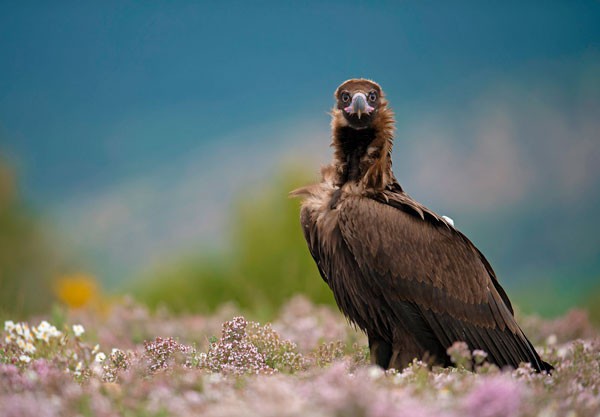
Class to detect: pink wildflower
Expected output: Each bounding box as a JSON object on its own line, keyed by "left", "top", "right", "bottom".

{"left": 463, "top": 375, "right": 523, "bottom": 417}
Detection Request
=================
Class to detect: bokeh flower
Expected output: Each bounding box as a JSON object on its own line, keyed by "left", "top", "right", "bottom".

{"left": 73, "top": 361, "right": 83, "bottom": 377}
{"left": 33, "top": 320, "right": 62, "bottom": 343}
{"left": 463, "top": 375, "right": 524, "bottom": 417}
{"left": 55, "top": 272, "right": 99, "bottom": 309}
{"left": 72, "top": 324, "right": 85, "bottom": 337}
{"left": 4, "top": 320, "right": 15, "bottom": 332}
{"left": 4, "top": 321, "right": 37, "bottom": 354}
{"left": 0, "top": 299, "right": 597, "bottom": 417}
{"left": 17, "top": 340, "right": 36, "bottom": 354}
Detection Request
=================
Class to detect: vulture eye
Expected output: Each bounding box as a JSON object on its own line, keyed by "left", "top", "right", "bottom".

{"left": 341, "top": 92, "right": 351, "bottom": 103}
{"left": 368, "top": 91, "right": 378, "bottom": 102}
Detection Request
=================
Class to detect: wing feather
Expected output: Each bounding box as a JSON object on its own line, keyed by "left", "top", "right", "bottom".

{"left": 336, "top": 193, "right": 550, "bottom": 371}
{"left": 300, "top": 207, "right": 329, "bottom": 285}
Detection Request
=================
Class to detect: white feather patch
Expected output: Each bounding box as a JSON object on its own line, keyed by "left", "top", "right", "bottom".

{"left": 442, "top": 215, "right": 455, "bottom": 227}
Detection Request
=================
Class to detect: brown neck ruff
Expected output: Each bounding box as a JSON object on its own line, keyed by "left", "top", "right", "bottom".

{"left": 330, "top": 104, "right": 396, "bottom": 191}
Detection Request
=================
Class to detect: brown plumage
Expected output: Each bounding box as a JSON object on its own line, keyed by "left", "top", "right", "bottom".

{"left": 292, "top": 78, "right": 553, "bottom": 372}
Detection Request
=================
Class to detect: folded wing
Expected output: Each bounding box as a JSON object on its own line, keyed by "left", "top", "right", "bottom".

{"left": 334, "top": 192, "right": 551, "bottom": 371}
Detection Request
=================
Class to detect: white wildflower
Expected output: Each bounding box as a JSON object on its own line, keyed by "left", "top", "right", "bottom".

{"left": 367, "top": 365, "right": 384, "bottom": 380}
{"left": 19, "top": 355, "right": 31, "bottom": 363}
{"left": 557, "top": 345, "right": 570, "bottom": 358}
{"left": 473, "top": 349, "right": 488, "bottom": 365}
{"left": 15, "top": 323, "right": 34, "bottom": 342}
{"left": 5, "top": 321, "right": 36, "bottom": 352}
{"left": 23, "top": 342, "right": 36, "bottom": 354}
{"left": 95, "top": 352, "right": 107, "bottom": 362}
{"left": 4, "top": 320, "right": 15, "bottom": 332}
{"left": 72, "top": 324, "right": 85, "bottom": 337}
{"left": 92, "top": 344, "right": 100, "bottom": 354}
{"left": 438, "top": 388, "right": 452, "bottom": 400}
{"left": 546, "top": 334, "right": 557, "bottom": 346}
{"left": 38, "top": 320, "right": 50, "bottom": 329}
{"left": 73, "top": 361, "right": 84, "bottom": 377}
{"left": 33, "top": 320, "right": 62, "bottom": 343}
{"left": 23, "top": 327, "right": 34, "bottom": 342}
{"left": 35, "top": 331, "right": 50, "bottom": 343}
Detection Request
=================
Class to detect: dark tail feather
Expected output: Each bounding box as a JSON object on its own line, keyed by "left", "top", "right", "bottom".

{"left": 541, "top": 360, "right": 554, "bottom": 373}
{"left": 524, "top": 337, "right": 554, "bottom": 373}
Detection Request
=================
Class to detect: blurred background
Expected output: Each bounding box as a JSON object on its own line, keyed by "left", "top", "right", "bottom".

{"left": 1, "top": 2, "right": 599, "bottom": 321}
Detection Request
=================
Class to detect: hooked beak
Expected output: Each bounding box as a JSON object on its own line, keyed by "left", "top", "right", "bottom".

{"left": 344, "top": 92, "right": 375, "bottom": 119}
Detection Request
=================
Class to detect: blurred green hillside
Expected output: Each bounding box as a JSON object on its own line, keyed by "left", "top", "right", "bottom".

{"left": 132, "top": 167, "right": 600, "bottom": 324}
{"left": 132, "top": 168, "right": 336, "bottom": 319}
{"left": 2, "top": 158, "right": 599, "bottom": 324}
{"left": 132, "top": 166, "right": 600, "bottom": 323}
{"left": 0, "top": 160, "right": 62, "bottom": 317}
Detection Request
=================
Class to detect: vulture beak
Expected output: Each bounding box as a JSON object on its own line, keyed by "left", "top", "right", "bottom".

{"left": 344, "top": 92, "right": 374, "bottom": 119}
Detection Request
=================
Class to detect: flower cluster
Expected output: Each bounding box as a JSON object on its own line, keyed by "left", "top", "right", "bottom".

{"left": 4, "top": 321, "right": 36, "bottom": 358}
{"left": 447, "top": 340, "right": 474, "bottom": 370}
{"left": 314, "top": 340, "right": 346, "bottom": 367}
{"left": 0, "top": 298, "right": 598, "bottom": 417}
{"left": 4, "top": 320, "right": 64, "bottom": 364}
{"left": 144, "top": 336, "right": 192, "bottom": 374}
{"left": 102, "top": 347, "right": 132, "bottom": 382}
{"left": 274, "top": 295, "right": 357, "bottom": 352}
{"left": 246, "top": 321, "right": 306, "bottom": 372}
{"left": 72, "top": 324, "right": 85, "bottom": 338}
{"left": 32, "top": 321, "right": 62, "bottom": 343}
{"left": 201, "top": 316, "right": 273, "bottom": 375}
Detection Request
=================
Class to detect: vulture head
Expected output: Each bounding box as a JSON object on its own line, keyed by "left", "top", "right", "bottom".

{"left": 333, "top": 78, "right": 390, "bottom": 130}
{"left": 329, "top": 79, "right": 395, "bottom": 189}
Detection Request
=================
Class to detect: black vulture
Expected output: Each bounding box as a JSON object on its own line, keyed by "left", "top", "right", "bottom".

{"left": 292, "top": 78, "right": 553, "bottom": 372}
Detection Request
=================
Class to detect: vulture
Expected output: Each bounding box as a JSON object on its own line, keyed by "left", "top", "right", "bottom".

{"left": 292, "top": 78, "right": 553, "bottom": 372}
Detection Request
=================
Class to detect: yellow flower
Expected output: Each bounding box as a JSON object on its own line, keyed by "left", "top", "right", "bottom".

{"left": 55, "top": 273, "right": 99, "bottom": 309}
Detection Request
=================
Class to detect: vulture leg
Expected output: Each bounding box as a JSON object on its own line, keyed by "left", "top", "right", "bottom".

{"left": 389, "top": 331, "right": 424, "bottom": 370}
{"left": 368, "top": 337, "right": 392, "bottom": 368}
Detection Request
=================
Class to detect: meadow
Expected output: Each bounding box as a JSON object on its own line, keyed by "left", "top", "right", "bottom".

{"left": 1, "top": 296, "right": 599, "bottom": 417}
{"left": 2, "top": 160, "right": 600, "bottom": 416}
{"left": 2, "top": 4, "right": 600, "bottom": 416}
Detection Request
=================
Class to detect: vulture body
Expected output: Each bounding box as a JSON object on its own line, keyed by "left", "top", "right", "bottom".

{"left": 292, "top": 79, "right": 552, "bottom": 372}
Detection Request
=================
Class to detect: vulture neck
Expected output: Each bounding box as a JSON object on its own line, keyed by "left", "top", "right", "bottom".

{"left": 331, "top": 119, "right": 395, "bottom": 191}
